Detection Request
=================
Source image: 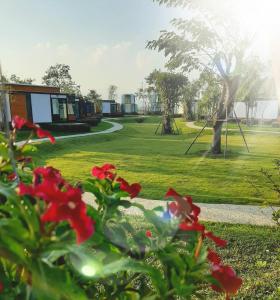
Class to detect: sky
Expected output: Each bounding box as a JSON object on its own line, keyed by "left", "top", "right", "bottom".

{"left": 0, "top": 0, "right": 184, "bottom": 99}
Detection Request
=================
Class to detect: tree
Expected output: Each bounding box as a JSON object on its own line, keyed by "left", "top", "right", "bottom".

{"left": 237, "top": 59, "right": 265, "bottom": 125}
{"left": 148, "top": 0, "right": 258, "bottom": 154}
{"left": 9, "top": 74, "right": 34, "bottom": 84}
{"left": 135, "top": 87, "right": 148, "bottom": 114}
{"left": 182, "top": 79, "right": 202, "bottom": 120}
{"left": 86, "top": 89, "right": 102, "bottom": 113}
{"left": 146, "top": 69, "right": 188, "bottom": 134}
{"left": 146, "top": 86, "right": 160, "bottom": 114}
{"left": 42, "top": 64, "right": 81, "bottom": 95}
{"left": 108, "top": 85, "right": 118, "bottom": 100}
{"left": 197, "top": 71, "right": 222, "bottom": 119}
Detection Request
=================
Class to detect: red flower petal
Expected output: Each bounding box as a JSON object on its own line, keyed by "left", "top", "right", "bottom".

{"left": 18, "top": 182, "right": 35, "bottom": 196}
{"left": 168, "top": 202, "right": 178, "bottom": 215}
{"left": 91, "top": 164, "right": 116, "bottom": 180}
{"left": 165, "top": 188, "right": 181, "bottom": 198}
{"left": 102, "top": 164, "right": 116, "bottom": 172}
{"left": 204, "top": 231, "right": 227, "bottom": 248}
{"left": 36, "top": 128, "right": 55, "bottom": 144}
{"left": 179, "top": 221, "right": 205, "bottom": 232}
{"left": 207, "top": 249, "right": 221, "bottom": 265}
{"left": 12, "top": 115, "right": 38, "bottom": 130}
{"left": 146, "top": 230, "right": 152, "bottom": 238}
{"left": 12, "top": 116, "right": 27, "bottom": 129}
{"left": 117, "top": 177, "right": 141, "bottom": 198}
{"left": 211, "top": 265, "right": 242, "bottom": 297}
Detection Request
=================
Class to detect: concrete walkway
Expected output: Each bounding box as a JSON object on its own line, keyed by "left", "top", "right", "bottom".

{"left": 83, "top": 193, "right": 277, "bottom": 226}
{"left": 186, "top": 121, "right": 280, "bottom": 135}
{"left": 16, "top": 120, "right": 123, "bottom": 146}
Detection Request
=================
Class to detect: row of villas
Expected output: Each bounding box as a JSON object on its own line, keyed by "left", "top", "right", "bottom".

{"left": 0, "top": 84, "right": 151, "bottom": 125}
{"left": 1, "top": 83, "right": 102, "bottom": 124}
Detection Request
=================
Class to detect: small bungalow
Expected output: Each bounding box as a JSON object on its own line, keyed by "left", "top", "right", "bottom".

{"left": 101, "top": 100, "right": 122, "bottom": 117}
{"left": 121, "top": 94, "right": 137, "bottom": 114}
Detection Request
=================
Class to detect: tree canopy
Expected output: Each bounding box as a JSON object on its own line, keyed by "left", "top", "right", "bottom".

{"left": 149, "top": 0, "right": 262, "bottom": 153}
{"left": 42, "top": 64, "right": 81, "bottom": 95}
{"left": 108, "top": 85, "right": 118, "bottom": 100}
{"left": 147, "top": 69, "right": 188, "bottom": 134}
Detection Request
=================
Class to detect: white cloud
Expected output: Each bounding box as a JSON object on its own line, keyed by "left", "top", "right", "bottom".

{"left": 112, "top": 41, "right": 132, "bottom": 50}
{"left": 89, "top": 45, "right": 108, "bottom": 65}
{"left": 35, "top": 42, "right": 51, "bottom": 49}
{"left": 57, "top": 44, "right": 71, "bottom": 57}
{"left": 136, "top": 49, "right": 161, "bottom": 71}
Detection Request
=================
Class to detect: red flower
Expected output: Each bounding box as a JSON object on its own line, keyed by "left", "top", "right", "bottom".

{"left": 12, "top": 116, "right": 36, "bottom": 130}
{"left": 36, "top": 128, "right": 55, "bottom": 144}
{"left": 116, "top": 177, "right": 141, "bottom": 198}
{"left": 12, "top": 116, "right": 55, "bottom": 144}
{"left": 41, "top": 186, "right": 94, "bottom": 244}
{"left": 18, "top": 182, "right": 35, "bottom": 196}
{"left": 34, "top": 166, "right": 63, "bottom": 185}
{"left": 91, "top": 164, "right": 116, "bottom": 180}
{"left": 207, "top": 249, "right": 221, "bottom": 266}
{"left": 18, "top": 167, "right": 94, "bottom": 244}
{"left": 179, "top": 221, "right": 205, "bottom": 232}
{"left": 146, "top": 230, "right": 152, "bottom": 238}
{"left": 166, "top": 188, "right": 200, "bottom": 221}
{"left": 204, "top": 231, "right": 227, "bottom": 248}
{"left": 0, "top": 281, "right": 3, "bottom": 293}
{"left": 211, "top": 265, "right": 242, "bottom": 300}
{"left": 165, "top": 188, "right": 227, "bottom": 248}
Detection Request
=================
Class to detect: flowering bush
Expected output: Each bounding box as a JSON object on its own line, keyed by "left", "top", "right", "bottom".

{"left": 0, "top": 116, "right": 242, "bottom": 299}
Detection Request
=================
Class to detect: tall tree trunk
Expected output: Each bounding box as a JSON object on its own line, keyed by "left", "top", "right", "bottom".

{"left": 183, "top": 99, "right": 194, "bottom": 121}
{"left": 211, "top": 77, "right": 239, "bottom": 154}
{"left": 245, "top": 101, "right": 249, "bottom": 126}
{"left": 162, "top": 98, "right": 173, "bottom": 134}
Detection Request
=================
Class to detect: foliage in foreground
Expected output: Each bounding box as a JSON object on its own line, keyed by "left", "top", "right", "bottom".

{"left": 0, "top": 116, "right": 243, "bottom": 299}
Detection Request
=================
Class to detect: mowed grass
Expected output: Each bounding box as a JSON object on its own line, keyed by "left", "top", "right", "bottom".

{"left": 202, "top": 223, "right": 280, "bottom": 299}
{"left": 130, "top": 217, "right": 280, "bottom": 299}
{"left": 31, "top": 116, "right": 280, "bottom": 205}
{"left": 194, "top": 120, "right": 280, "bottom": 132}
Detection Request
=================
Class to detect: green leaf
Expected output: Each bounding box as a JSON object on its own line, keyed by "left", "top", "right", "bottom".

{"left": 31, "top": 260, "right": 88, "bottom": 300}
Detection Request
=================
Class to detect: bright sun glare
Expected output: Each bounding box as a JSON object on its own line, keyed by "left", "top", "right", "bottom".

{"left": 235, "top": 0, "right": 280, "bottom": 40}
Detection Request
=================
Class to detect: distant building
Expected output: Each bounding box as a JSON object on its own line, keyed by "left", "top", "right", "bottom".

{"left": 148, "top": 92, "right": 161, "bottom": 114}
{"left": 234, "top": 99, "right": 280, "bottom": 120}
{"left": 0, "top": 83, "right": 100, "bottom": 124}
{"left": 121, "top": 94, "right": 137, "bottom": 114}
{"left": 102, "top": 100, "right": 122, "bottom": 116}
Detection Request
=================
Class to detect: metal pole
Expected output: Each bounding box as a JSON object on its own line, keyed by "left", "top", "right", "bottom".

{"left": 185, "top": 119, "right": 209, "bottom": 154}
{"left": 224, "top": 105, "right": 228, "bottom": 158}
{"left": 154, "top": 118, "right": 162, "bottom": 135}
{"left": 233, "top": 110, "right": 250, "bottom": 153}
{"left": 0, "top": 65, "right": 19, "bottom": 183}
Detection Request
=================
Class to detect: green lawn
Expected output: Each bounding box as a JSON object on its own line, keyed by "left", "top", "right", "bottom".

{"left": 203, "top": 223, "right": 280, "bottom": 300}
{"left": 202, "top": 223, "right": 280, "bottom": 299}
{"left": 31, "top": 116, "right": 280, "bottom": 205}
{"left": 16, "top": 120, "right": 113, "bottom": 141}
{"left": 194, "top": 120, "right": 280, "bottom": 132}
{"left": 130, "top": 216, "right": 280, "bottom": 299}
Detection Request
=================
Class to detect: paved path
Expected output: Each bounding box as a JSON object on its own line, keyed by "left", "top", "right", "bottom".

{"left": 16, "top": 120, "right": 123, "bottom": 146}
{"left": 83, "top": 193, "right": 276, "bottom": 226}
{"left": 186, "top": 121, "right": 280, "bottom": 135}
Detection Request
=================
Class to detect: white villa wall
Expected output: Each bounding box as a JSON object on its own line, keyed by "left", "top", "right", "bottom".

{"left": 234, "top": 100, "right": 279, "bottom": 120}
{"left": 102, "top": 102, "right": 111, "bottom": 114}
{"left": 31, "top": 94, "right": 52, "bottom": 123}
